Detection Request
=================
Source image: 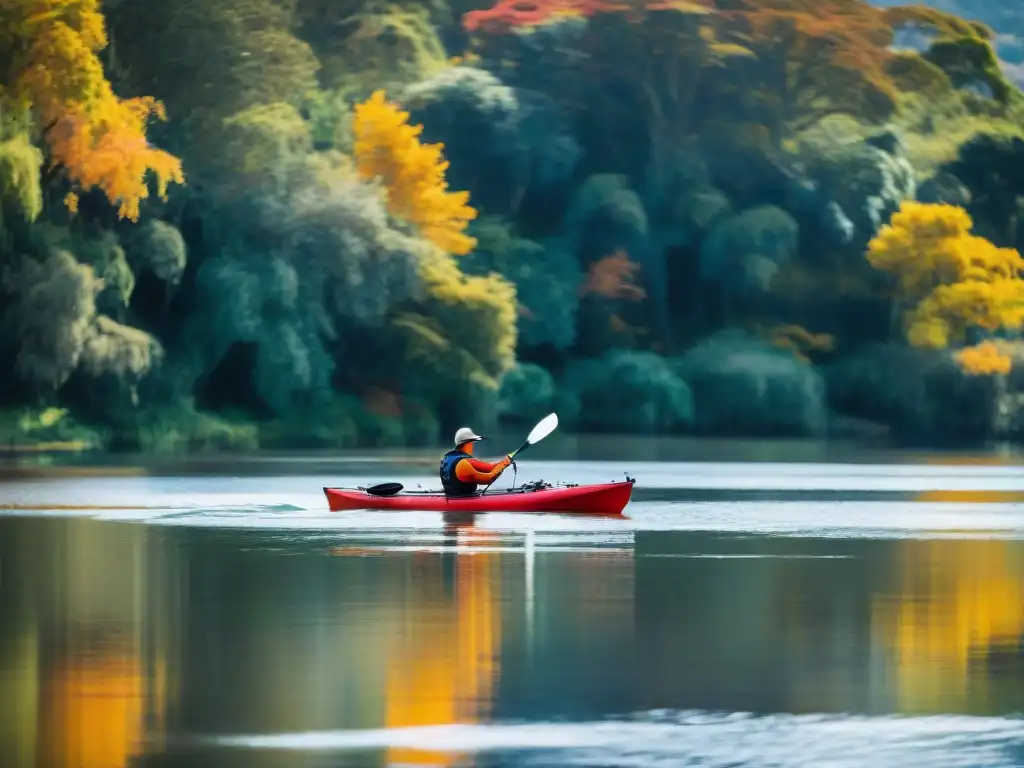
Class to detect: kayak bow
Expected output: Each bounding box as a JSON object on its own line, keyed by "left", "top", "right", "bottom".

{"left": 323, "top": 479, "right": 635, "bottom": 515}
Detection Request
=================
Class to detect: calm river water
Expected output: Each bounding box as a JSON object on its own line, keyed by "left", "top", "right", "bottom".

{"left": 2, "top": 439, "right": 1024, "bottom": 767}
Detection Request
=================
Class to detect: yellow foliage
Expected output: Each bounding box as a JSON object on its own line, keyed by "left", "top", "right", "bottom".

{"left": 866, "top": 201, "right": 1024, "bottom": 372}
{"left": 352, "top": 90, "right": 477, "bottom": 255}
{"left": 1, "top": 0, "right": 184, "bottom": 221}
{"left": 397, "top": 243, "right": 517, "bottom": 386}
{"left": 955, "top": 341, "right": 1012, "bottom": 377}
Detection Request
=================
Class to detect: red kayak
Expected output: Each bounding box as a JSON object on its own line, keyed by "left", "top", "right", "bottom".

{"left": 323, "top": 479, "right": 635, "bottom": 515}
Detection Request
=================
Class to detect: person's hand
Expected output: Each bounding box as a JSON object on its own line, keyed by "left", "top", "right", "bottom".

{"left": 503, "top": 454, "right": 514, "bottom": 468}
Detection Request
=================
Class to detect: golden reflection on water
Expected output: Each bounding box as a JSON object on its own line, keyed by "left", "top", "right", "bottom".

{"left": 383, "top": 528, "right": 502, "bottom": 767}
{"left": 915, "top": 490, "right": 1024, "bottom": 504}
{"left": 0, "top": 519, "right": 170, "bottom": 768}
{"left": 39, "top": 652, "right": 164, "bottom": 768}
{"left": 871, "top": 538, "right": 1024, "bottom": 714}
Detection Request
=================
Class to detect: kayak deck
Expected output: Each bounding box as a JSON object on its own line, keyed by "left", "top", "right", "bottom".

{"left": 323, "top": 479, "right": 635, "bottom": 515}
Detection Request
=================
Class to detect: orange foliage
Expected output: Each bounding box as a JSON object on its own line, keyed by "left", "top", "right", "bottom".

{"left": 3, "top": 0, "right": 184, "bottom": 220}
{"left": 580, "top": 249, "right": 646, "bottom": 301}
{"left": 765, "top": 323, "right": 836, "bottom": 362}
{"left": 48, "top": 100, "right": 184, "bottom": 221}
{"left": 714, "top": 0, "right": 902, "bottom": 136}
{"left": 352, "top": 90, "right": 477, "bottom": 255}
{"left": 955, "top": 341, "right": 1013, "bottom": 377}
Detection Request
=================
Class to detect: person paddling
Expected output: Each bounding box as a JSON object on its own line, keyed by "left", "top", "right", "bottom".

{"left": 439, "top": 427, "right": 513, "bottom": 496}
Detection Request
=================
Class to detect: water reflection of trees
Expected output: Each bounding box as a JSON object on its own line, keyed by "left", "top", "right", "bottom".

{"left": 634, "top": 530, "right": 1024, "bottom": 717}
{"left": 10, "top": 514, "right": 1022, "bottom": 766}
{"left": 0, "top": 517, "right": 174, "bottom": 768}
{"left": 0, "top": 516, "right": 638, "bottom": 768}
{"left": 870, "top": 538, "right": 1024, "bottom": 714}
{"left": 382, "top": 527, "right": 503, "bottom": 767}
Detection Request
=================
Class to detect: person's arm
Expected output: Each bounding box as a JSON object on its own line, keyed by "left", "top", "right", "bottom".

{"left": 455, "top": 455, "right": 512, "bottom": 485}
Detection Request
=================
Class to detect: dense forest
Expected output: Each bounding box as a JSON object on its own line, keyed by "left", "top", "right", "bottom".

{"left": 1, "top": 0, "right": 1023, "bottom": 453}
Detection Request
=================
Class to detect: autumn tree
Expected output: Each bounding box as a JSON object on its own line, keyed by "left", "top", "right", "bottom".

{"left": 708, "top": 0, "right": 902, "bottom": 144}
{"left": 349, "top": 90, "right": 516, "bottom": 417}
{"left": 866, "top": 201, "right": 1024, "bottom": 374}
{"left": 352, "top": 89, "right": 478, "bottom": 255}
{"left": 0, "top": 0, "right": 184, "bottom": 220}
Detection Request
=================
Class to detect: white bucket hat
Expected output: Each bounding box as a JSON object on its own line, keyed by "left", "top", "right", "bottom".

{"left": 453, "top": 427, "right": 485, "bottom": 447}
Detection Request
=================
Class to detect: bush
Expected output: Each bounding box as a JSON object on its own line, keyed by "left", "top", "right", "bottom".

{"left": 673, "top": 332, "right": 827, "bottom": 437}
{"left": 824, "top": 342, "right": 998, "bottom": 444}
{"left": 135, "top": 404, "right": 259, "bottom": 454}
{"left": 0, "top": 406, "right": 106, "bottom": 451}
{"left": 557, "top": 350, "right": 693, "bottom": 434}
{"left": 258, "top": 393, "right": 440, "bottom": 450}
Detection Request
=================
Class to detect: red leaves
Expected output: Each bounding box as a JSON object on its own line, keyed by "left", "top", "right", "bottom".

{"left": 463, "top": 0, "right": 711, "bottom": 32}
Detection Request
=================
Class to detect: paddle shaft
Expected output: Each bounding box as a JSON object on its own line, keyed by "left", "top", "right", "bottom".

{"left": 509, "top": 439, "right": 531, "bottom": 460}
{"left": 483, "top": 422, "right": 553, "bottom": 494}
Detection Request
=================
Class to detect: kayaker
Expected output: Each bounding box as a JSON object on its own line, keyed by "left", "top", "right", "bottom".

{"left": 439, "top": 427, "right": 513, "bottom": 496}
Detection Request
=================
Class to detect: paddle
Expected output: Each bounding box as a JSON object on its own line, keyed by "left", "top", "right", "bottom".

{"left": 365, "top": 482, "right": 403, "bottom": 496}
{"left": 509, "top": 412, "right": 559, "bottom": 462}
{"left": 481, "top": 412, "right": 559, "bottom": 495}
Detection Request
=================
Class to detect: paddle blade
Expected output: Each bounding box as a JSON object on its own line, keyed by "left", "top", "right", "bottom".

{"left": 365, "top": 482, "right": 403, "bottom": 497}
{"left": 526, "top": 412, "right": 559, "bottom": 445}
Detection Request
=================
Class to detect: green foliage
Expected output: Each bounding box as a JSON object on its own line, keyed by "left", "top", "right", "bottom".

{"left": 298, "top": 3, "right": 448, "bottom": 94}
{"left": 185, "top": 253, "right": 335, "bottom": 418}
{"left": 941, "top": 132, "right": 1024, "bottom": 245}
{"left": 401, "top": 65, "right": 581, "bottom": 215}
{"left": 135, "top": 402, "right": 259, "bottom": 454}
{"left": 258, "top": 393, "right": 439, "bottom": 449}
{"left": 673, "top": 331, "right": 828, "bottom": 437}
{"left": 923, "top": 36, "right": 1014, "bottom": 104}
{"left": 38, "top": 226, "right": 135, "bottom": 315}
{"left": 498, "top": 362, "right": 556, "bottom": 425}
{"left": 793, "top": 127, "right": 916, "bottom": 246}
{"left": 700, "top": 205, "right": 800, "bottom": 297}
{"left": 0, "top": 132, "right": 43, "bottom": 224}
{"left": 825, "top": 342, "right": 998, "bottom": 443}
{"left": 122, "top": 219, "right": 188, "bottom": 285}
{"left": 465, "top": 216, "right": 580, "bottom": 350}
{"left": 885, "top": 52, "right": 954, "bottom": 97}
{"left": 215, "top": 103, "right": 315, "bottom": 192}
{"left": 0, "top": 249, "right": 100, "bottom": 389}
{"left": 108, "top": 0, "right": 321, "bottom": 174}
{"left": 556, "top": 350, "right": 693, "bottom": 434}
{"left": 564, "top": 174, "right": 649, "bottom": 266}
{"left": 0, "top": 407, "right": 106, "bottom": 451}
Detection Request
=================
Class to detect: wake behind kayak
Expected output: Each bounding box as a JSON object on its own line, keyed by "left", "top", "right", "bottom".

{"left": 323, "top": 478, "right": 635, "bottom": 516}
